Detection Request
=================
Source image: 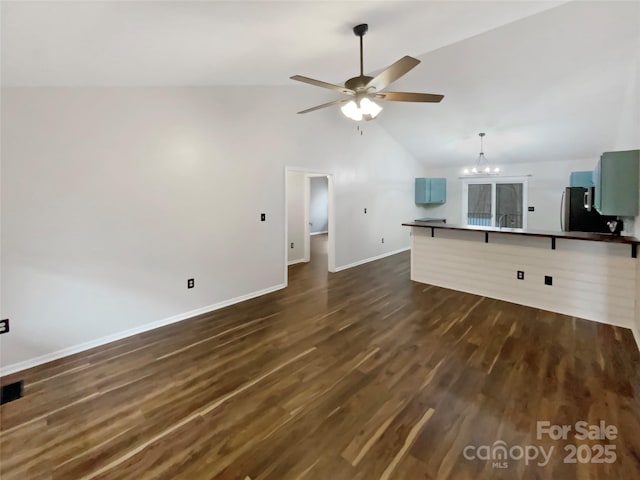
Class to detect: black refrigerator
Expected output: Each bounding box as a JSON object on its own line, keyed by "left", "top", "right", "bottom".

{"left": 561, "top": 187, "right": 616, "bottom": 233}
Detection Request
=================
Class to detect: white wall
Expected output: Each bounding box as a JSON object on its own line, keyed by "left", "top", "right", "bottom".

{"left": 634, "top": 166, "right": 640, "bottom": 239}
{"left": 417, "top": 157, "right": 600, "bottom": 231}
{"left": 286, "top": 171, "right": 305, "bottom": 263}
{"left": 309, "top": 176, "right": 328, "bottom": 234}
{"left": 0, "top": 86, "right": 424, "bottom": 371}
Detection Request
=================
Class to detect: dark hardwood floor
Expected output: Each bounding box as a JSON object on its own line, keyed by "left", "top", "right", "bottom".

{"left": 2, "top": 234, "right": 640, "bottom": 479}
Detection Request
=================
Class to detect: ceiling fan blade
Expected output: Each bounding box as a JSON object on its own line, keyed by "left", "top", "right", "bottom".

{"left": 290, "top": 75, "right": 355, "bottom": 95}
{"left": 366, "top": 56, "right": 421, "bottom": 92}
{"left": 297, "top": 98, "right": 350, "bottom": 114}
{"left": 377, "top": 91, "right": 444, "bottom": 103}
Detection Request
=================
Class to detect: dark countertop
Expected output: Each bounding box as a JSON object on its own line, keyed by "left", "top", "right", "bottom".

{"left": 402, "top": 221, "right": 640, "bottom": 246}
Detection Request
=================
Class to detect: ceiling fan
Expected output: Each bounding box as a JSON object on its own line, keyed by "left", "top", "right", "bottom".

{"left": 290, "top": 23, "right": 444, "bottom": 121}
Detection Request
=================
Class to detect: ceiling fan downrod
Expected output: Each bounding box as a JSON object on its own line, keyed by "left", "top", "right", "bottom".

{"left": 353, "top": 24, "right": 368, "bottom": 77}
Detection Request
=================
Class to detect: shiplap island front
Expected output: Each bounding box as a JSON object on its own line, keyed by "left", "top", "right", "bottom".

{"left": 403, "top": 221, "right": 640, "bottom": 335}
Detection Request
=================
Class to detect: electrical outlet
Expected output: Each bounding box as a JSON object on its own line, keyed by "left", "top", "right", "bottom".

{"left": 0, "top": 319, "right": 9, "bottom": 334}
{"left": 364, "top": 208, "right": 367, "bottom": 214}
{"left": 544, "top": 275, "right": 553, "bottom": 286}
{"left": 187, "top": 278, "right": 195, "bottom": 289}
{"left": 528, "top": 206, "right": 535, "bottom": 212}
{"left": 517, "top": 271, "right": 524, "bottom": 280}
{"left": 260, "top": 213, "right": 266, "bottom": 222}
{"left": 381, "top": 238, "right": 384, "bottom": 244}
{"left": 290, "top": 242, "right": 294, "bottom": 248}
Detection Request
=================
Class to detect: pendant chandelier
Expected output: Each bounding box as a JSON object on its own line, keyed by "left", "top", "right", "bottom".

{"left": 463, "top": 132, "right": 500, "bottom": 175}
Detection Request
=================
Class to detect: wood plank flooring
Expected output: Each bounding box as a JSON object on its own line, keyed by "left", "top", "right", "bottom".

{"left": 2, "top": 234, "right": 640, "bottom": 479}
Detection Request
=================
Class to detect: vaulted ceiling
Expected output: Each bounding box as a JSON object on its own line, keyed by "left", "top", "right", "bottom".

{"left": 377, "top": 1, "right": 640, "bottom": 167}
{"left": 2, "top": 1, "right": 638, "bottom": 167}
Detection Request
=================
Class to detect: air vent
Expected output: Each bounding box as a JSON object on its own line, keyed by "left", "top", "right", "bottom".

{"left": 1, "top": 380, "right": 24, "bottom": 405}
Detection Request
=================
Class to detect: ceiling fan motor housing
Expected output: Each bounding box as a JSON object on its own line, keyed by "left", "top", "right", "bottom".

{"left": 345, "top": 75, "right": 374, "bottom": 92}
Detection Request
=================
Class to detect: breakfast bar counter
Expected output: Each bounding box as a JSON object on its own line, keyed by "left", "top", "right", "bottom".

{"left": 402, "top": 221, "right": 640, "bottom": 332}
{"left": 403, "top": 221, "right": 640, "bottom": 255}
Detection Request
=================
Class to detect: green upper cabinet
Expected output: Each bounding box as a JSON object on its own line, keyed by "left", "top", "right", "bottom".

{"left": 569, "top": 171, "right": 594, "bottom": 188}
{"left": 415, "top": 178, "right": 447, "bottom": 204}
{"left": 593, "top": 150, "right": 639, "bottom": 216}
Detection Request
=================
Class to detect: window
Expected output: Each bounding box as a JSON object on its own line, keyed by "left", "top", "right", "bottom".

{"left": 462, "top": 177, "right": 528, "bottom": 228}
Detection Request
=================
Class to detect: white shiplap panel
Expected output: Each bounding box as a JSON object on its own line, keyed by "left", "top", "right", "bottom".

{"left": 412, "top": 240, "right": 635, "bottom": 304}
{"left": 412, "top": 253, "right": 636, "bottom": 296}
{"left": 413, "top": 230, "right": 635, "bottom": 276}
{"left": 412, "top": 229, "right": 635, "bottom": 273}
{"left": 412, "top": 244, "right": 636, "bottom": 284}
{"left": 411, "top": 227, "right": 638, "bottom": 329}
{"left": 412, "top": 261, "right": 635, "bottom": 322}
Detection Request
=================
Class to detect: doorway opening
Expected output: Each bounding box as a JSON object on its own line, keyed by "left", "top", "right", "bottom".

{"left": 284, "top": 168, "right": 335, "bottom": 286}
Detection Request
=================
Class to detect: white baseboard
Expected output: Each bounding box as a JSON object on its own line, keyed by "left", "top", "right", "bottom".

{"left": 0, "top": 283, "right": 286, "bottom": 377}
{"left": 287, "top": 258, "right": 306, "bottom": 266}
{"left": 333, "top": 247, "right": 410, "bottom": 272}
{"left": 310, "top": 231, "right": 328, "bottom": 236}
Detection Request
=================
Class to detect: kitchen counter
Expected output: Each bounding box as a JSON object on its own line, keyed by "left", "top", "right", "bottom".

{"left": 403, "top": 221, "right": 640, "bottom": 252}
{"left": 403, "top": 221, "right": 640, "bottom": 331}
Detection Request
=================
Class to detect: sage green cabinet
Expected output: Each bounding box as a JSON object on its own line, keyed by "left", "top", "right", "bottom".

{"left": 415, "top": 178, "right": 446, "bottom": 204}
{"left": 593, "top": 150, "right": 639, "bottom": 216}
{"left": 569, "top": 171, "right": 594, "bottom": 188}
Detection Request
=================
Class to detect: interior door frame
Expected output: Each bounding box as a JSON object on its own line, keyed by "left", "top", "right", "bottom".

{"left": 284, "top": 167, "right": 336, "bottom": 287}
{"left": 304, "top": 173, "right": 331, "bottom": 262}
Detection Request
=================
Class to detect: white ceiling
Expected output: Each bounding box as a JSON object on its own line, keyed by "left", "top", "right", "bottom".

{"left": 2, "top": 1, "right": 639, "bottom": 167}
{"left": 378, "top": 0, "right": 640, "bottom": 166}
{"left": 1, "top": 1, "right": 564, "bottom": 86}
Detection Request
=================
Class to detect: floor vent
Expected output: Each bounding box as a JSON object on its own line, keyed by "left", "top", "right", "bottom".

{"left": 1, "top": 380, "right": 24, "bottom": 405}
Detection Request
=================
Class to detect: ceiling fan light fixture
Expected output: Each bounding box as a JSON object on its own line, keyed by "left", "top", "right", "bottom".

{"left": 340, "top": 97, "right": 382, "bottom": 121}
{"left": 341, "top": 100, "right": 363, "bottom": 121}
{"left": 359, "top": 97, "right": 382, "bottom": 118}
